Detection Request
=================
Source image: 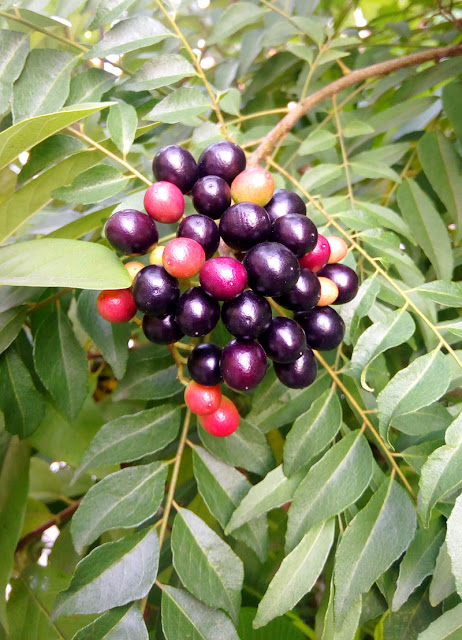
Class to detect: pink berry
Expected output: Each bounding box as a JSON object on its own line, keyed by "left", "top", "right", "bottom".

{"left": 162, "top": 238, "right": 205, "bottom": 279}
{"left": 199, "top": 256, "right": 248, "bottom": 301}
{"left": 96, "top": 289, "right": 137, "bottom": 323}
{"left": 185, "top": 382, "right": 222, "bottom": 416}
{"left": 230, "top": 168, "right": 275, "bottom": 206}
{"left": 144, "top": 181, "right": 185, "bottom": 223}
{"left": 299, "top": 235, "right": 331, "bottom": 272}
{"left": 198, "top": 396, "right": 239, "bottom": 437}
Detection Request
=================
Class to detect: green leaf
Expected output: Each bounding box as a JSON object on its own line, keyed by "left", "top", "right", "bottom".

{"left": 0, "top": 346, "right": 45, "bottom": 438}
{"left": 367, "top": 97, "right": 437, "bottom": 136}
{"left": 107, "top": 101, "right": 138, "bottom": 156}
{"left": 49, "top": 206, "right": 112, "bottom": 241}
{"left": 0, "top": 306, "right": 27, "bottom": 355}
{"left": 90, "top": 0, "right": 138, "bottom": 29}
{"left": 0, "top": 437, "right": 29, "bottom": 631}
{"left": 418, "top": 602, "right": 462, "bottom": 639}
{"left": 299, "top": 130, "right": 337, "bottom": 155}
{"left": 75, "top": 404, "right": 180, "bottom": 477}
{"left": 291, "top": 16, "right": 324, "bottom": 44}
{"left": 114, "top": 348, "right": 182, "bottom": 401}
{"left": 198, "top": 417, "right": 274, "bottom": 476}
{"left": 334, "top": 477, "right": 416, "bottom": 624}
{"left": 392, "top": 519, "right": 445, "bottom": 611}
{"left": 418, "top": 130, "right": 462, "bottom": 242}
{"left": 171, "top": 508, "right": 244, "bottom": 623}
{"left": 53, "top": 165, "right": 130, "bottom": 205}
{"left": 321, "top": 587, "right": 362, "bottom": 640}
{"left": 72, "top": 604, "right": 148, "bottom": 640}
{"left": 238, "top": 607, "right": 306, "bottom": 639}
{"left": 86, "top": 16, "right": 171, "bottom": 58}
{"left": 254, "top": 519, "right": 335, "bottom": 629}
{"left": 338, "top": 203, "right": 414, "bottom": 242}
{"left": 286, "top": 431, "right": 373, "bottom": 552}
{"left": 287, "top": 43, "right": 314, "bottom": 64}
{"left": 71, "top": 461, "right": 167, "bottom": 553}
{"left": 0, "top": 30, "right": 28, "bottom": 112}
{"left": 393, "top": 403, "right": 452, "bottom": 437}
{"left": 446, "top": 493, "right": 462, "bottom": 599}
{"left": 193, "top": 447, "right": 268, "bottom": 562}
{"left": 378, "top": 350, "right": 451, "bottom": 446}
{"left": 384, "top": 586, "right": 440, "bottom": 640}
{"left": 162, "top": 586, "right": 240, "bottom": 640}
{"left": 397, "top": 179, "right": 453, "bottom": 281}
{"left": 145, "top": 87, "right": 210, "bottom": 125}
{"left": 350, "top": 160, "right": 401, "bottom": 183}
{"left": 300, "top": 164, "right": 342, "bottom": 192}
{"left": 226, "top": 465, "right": 305, "bottom": 533}
{"left": 0, "top": 286, "right": 44, "bottom": 313}
{"left": 413, "top": 282, "right": 462, "bottom": 308}
{"left": 52, "top": 527, "right": 159, "bottom": 618}
{"left": 208, "top": 2, "right": 265, "bottom": 44}
{"left": 33, "top": 306, "right": 88, "bottom": 420}
{"left": 283, "top": 389, "right": 342, "bottom": 476}
{"left": 0, "top": 239, "right": 132, "bottom": 289}
{"left": 342, "top": 120, "right": 375, "bottom": 137}
{"left": 339, "top": 275, "right": 380, "bottom": 344}
{"left": 219, "top": 88, "right": 241, "bottom": 116}
{"left": 430, "top": 540, "right": 456, "bottom": 607}
{"left": 12, "top": 50, "right": 76, "bottom": 123}
{"left": 124, "top": 54, "right": 196, "bottom": 92}
{"left": 67, "top": 68, "right": 115, "bottom": 105}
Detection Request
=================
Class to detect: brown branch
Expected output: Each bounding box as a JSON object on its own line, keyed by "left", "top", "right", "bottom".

{"left": 248, "top": 42, "right": 462, "bottom": 166}
{"left": 16, "top": 499, "right": 82, "bottom": 551}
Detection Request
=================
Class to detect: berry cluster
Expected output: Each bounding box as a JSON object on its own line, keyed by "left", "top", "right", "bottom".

{"left": 97, "top": 141, "right": 358, "bottom": 437}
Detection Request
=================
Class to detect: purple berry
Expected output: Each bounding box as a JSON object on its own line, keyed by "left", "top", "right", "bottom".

{"left": 222, "top": 291, "right": 272, "bottom": 339}
{"left": 198, "top": 141, "right": 246, "bottom": 185}
{"left": 175, "top": 287, "right": 220, "bottom": 337}
{"left": 274, "top": 268, "right": 321, "bottom": 311}
{"left": 318, "top": 264, "right": 358, "bottom": 304}
{"left": 199, "top": 256, "right": 248, "bottom": 301}
{"left": 271, "top": 214, "right": 318, "bottom": 257}
{"left": 259, "top": 317, "right": 307, "bottom": 363}
{"left": 132, "top": 265, "right": 179, "bottom": 316}
{"left": 221, "top": 339, "right": 267, "bottom": 391}
{"left": 295, "top": 306, "right": 345, "bottom": 351}
{"left": 244, "top": 242, "right": 300, "bottom": 297}
{"left": 188, "top": 343, "right": 223, "bottom": 386}
{"left": 219, "top": 202, "right": 271, "bottom": 251}
{"left": 142, "top": 314, "right": 183, "bottom": 344}
{"left": 192, "top": 175, "right": 231, "bottom": 219}
{"left": 177, "top": 215, "right": 220, "bottom": 260}
{"left": 105, "top": 209, "right": 158, "bottom": 256}
{"left": 265, "top": 188, "right": 306, "bottom": 222}
{"left": 274, "top": 349, "right": 317, "bottom": 388}
{"left": 152, "top": 145, "right": 198, "bottom": 194}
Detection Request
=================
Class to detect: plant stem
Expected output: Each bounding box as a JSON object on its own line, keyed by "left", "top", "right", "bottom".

{"left": 0, "top": 10, "right": 87, "bottom": 52}
{"left": 16, "top": 499, "right": 82, "bottom": 551}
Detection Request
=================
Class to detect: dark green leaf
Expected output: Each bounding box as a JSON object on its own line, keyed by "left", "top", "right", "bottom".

{"left": 443, "top": 81, "right": 462, "bottom": 150}
{"left": 430, "top": 540, "right": 456, "bottom": 607}
{"left": 114, "top": 348, "right": 182, "bottom": 401}
{"left": 145, "top": 88, "right": 210, "bottom": 125}
{"left": 67, "top": 68, "right": 115, "bottom": 105}
{"left": 53, "top": 165, "right": 129, "bottom": 204}
{"left": 383, "top": 586, "right": 440, "bottom": 640}
{"left": 0, "top": 306, "right": 27, "bottom": 355}
{"left": 72, "top": 604, "right": 148, "bottom": 640}
{"left": 339, "top": 275, "right": 380, "bottom": 344}
{"left": 446, "top": 492, "right": 462, "bottom": 598}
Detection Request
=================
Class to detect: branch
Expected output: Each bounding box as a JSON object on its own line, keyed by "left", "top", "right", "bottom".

{"left": 16, "top": 499, "right": 82, "bottom": 551}
{"left": 248, "top": 42, "right": 462, "bottom": 166}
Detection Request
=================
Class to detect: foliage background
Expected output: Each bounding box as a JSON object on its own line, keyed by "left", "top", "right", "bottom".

{"left": 0, "top": 0, "right": 462, "bottom": 638}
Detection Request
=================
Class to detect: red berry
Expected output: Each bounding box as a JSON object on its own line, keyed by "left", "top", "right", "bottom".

{"left": 299, "top": 235, "right": 331, "bottom": 272}
{"left": 199, "top": 256, "right": 248, "bottom": 301}
{"left": 185, "top": 382, "right": 222, "bottom": 416}
{"left": 231, "top": 168, "right": 275, "bottom": 206}
{"left": 162, "top": 238, "right": 205, "bottom": 279}
{"left": 144, "top": 181, "right": 185, "bottom": 223}
{"left": 96, "top": 289, "right": 137, "bottom": 323}
{"left": 198, "top": 396, "right": 239, "bottom": 437}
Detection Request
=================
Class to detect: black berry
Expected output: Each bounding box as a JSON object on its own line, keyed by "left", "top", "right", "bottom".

{"left": 222, "top": 291, "right": 272, "bottom": 339}
{"left": 198, "top": 141, "right": 246, "bottom": 185}
{"left": 219, "top": 202, "right": 271, "bottom": 251}
{"left": 259, "top": 317, "right": 307, "bottom": 363}
{"left": 274, "top": 268, "right": 321, "bottom": 311}
{"left": 132, "top": 265, "right": 179, "bottom": 316}
{"left": 177, "top": 215, "right": 220, "bottom": 260}
{"left": 274, "top": 348, "right": 317, "bottom": 388}
{"left": 192, "top": 175, "right": 231, "bottom": 219}
{"left": 175, "top": 287, "right": 220, "bottom": 337}
{"left": 265, "top": 188, "right": 306, "bottom": 222}
{"left": 188, "top": 343, "right": 223, "bottom": 386}
{"left": 152, "top": 144, "right": 198, "bottom": 194}
{"left": 142, "top": 314, "right": 184, "bottom": 344}
{"left": 318, "top": 264, "right": 359, "bottom": 304}
{"left": 244, "top": 242, "right": 300, "bottom": 297}
{"left": 271, "top": 214, "right": 318, "bottom": 257}
{"left": 105, "top": 209, "right": 158, "bottom": 256}
{"left": 221, "top": 339, "right": 267, "bottom": 391}
{"left": 295, "top": 306, "right": 345, "bottom": 351}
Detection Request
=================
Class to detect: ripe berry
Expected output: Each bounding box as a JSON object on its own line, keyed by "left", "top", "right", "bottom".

{"left": 176, "top": 287, "right": 220, "bottom": 337}
{"left": 222, "top": 291, "right": 272, "bottom": 339}
{"left": 192, "top": 175, "right": 231, "bottom": 219}
{"left": 274, "top": 268, "right": 321, "bottom": 311}
{"left": 96, "top": 289, "right": 137, "bottom": 323}
{"left": 259, "top": 317, "right": 307, "bottom": 363}
{"left": 199, "top": 256, "right": 248, "bottom": 301}
{"left": 149, "top": 245, "right": 165, "bottom": 265}
{"left": 265, "top": 188, "right": 306, "bottom": 222}
{"left": 295, "top": 307, "right": 345, "bottom": 351}
{"left": 274, "top": 348, "right": 317, "bottom": 389}
{"left": 125, "top": 261, "right": 145, "bottom": 282}
{"left": 244, "top": 242, "right": 300, "bottom": 297}
{"left": 271, "top": 214, "right": 318, "bottom": 257}
{"left": 231, "top": 167, "right": 275, "bottom": 207}
{"left": 188, "top": 343, "right": 223, "bottom": 386}
{"left": 198, "top": 396, "right": 239, "bottom": 437}
{"left": 326, "top": 235, "right": 348, "bottom": 264}
{"left": 153, "top": 144, "right": 198, "bottom": 194}
{"left": 132, "top": 265, "right": 179, "bottom": 316}
{"left": 162, "top": 238, "right": 205, "bottom": 279}
{"left": 144, "top": 181, "right": 185, "bottom": 223}
{"left": 105, "top": 209, "right": 158, "bottom": 256}
{"left": 221, "top": 339, "right": 267, "bottom": 391}
{"left": 198, "top": 141, "right": 246, "bottom": 185}
{"left": 317, "top": 277, "right": 339, "bottom": 306}
{"left": 185, "top": 382, "right": 222, "bottom": 416}
{"left": 318, "top": 264, "right": 358, "bottom": 304}
{"left": 219, "top": 202, "right": 271, "bottom": 251}
{"left": 299, "top": 235, "right": 331, "bottom": 272}
{"left": 142, "top": 313, "right": 184, "bottom": 344}
{"left": 177, "top": 214, "right": 220, "bottom": 259}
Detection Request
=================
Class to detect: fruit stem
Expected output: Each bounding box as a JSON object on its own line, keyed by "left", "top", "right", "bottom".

{"left": 168, "top": 344, "right": 189, "bottom": 384}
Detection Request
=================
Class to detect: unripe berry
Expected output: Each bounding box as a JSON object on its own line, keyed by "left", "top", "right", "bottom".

{"left": 200, "top": 256, "right": 248, "bottom": 301}
{"left": 149, "top": 245, "right": 165, "bottom": 265}
{"left": 231, "top": 168, "right": 275, "bottom": 206}
{"left": 317, "top": 277, "right": 339, "bottom": 306}
{"left": 162, "top": 238, "right": 205, "bottom": 279}
{"left": 325, "top": 235, "right": 348, "bottom": 264}
{"left": 298, "top": 234, "right": 331, "bottom": 273}
{"left": 96, "top": 289, "right": 137, "bottom": 323}
{"left": 144, "top": 181, "right": 185, "bottom": 223}
{"left": 198, "top": 396, "right": 240, "bottom": 437}
{"left": 125, "top": 261, "right": 145, "bottom": 282}
{"left": 185, "top": 382, "right": 222, "bottom": 415}
{"left": 177, "top": 214, "right": 220, "bottom": 259}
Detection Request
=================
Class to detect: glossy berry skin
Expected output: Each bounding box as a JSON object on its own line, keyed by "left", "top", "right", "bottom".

{"left": 132, "top": 265, "right": 179, "bottom": 317}
{"left": 125, "top": 261, "right": 145, "bottom": 282}
{"left": 221, "top": 339, "right": 267, "bottom": 391}
{"left": 199, "top": 256, "right": 248, "bottom": 301}
{"left": 105, "top": 209, "right": 158, "bottom": 256}
{"left": 299, "top": 235, "right": 331, "bottom": 273}
{"left": 96, "top": 289, "right": 137, "bottom": 323}
{"left": 162, "top": 238, "right": 205, "bottom": 279}
{"left": 152, "top": 144, "right": 198, "bottom": 194}
{"left": 176, "top": 287, "right": 220, "bottom": 337}
{"left": 222, "top": 291, "right": 272, "bottom": 339}
{"left": 259, "top": 317, "right": 307, "bottom": 364}
{"left": 271, "top": 214, "right": 318, "bottom": 258}
{"left": 326, "top": 235, "right": 348, "bottom": 264}
{"left": 142, "top": 313, "right": 184, "bottom": 344}
{"left": 198, "top": 141, "right": 246, "bottom": 185}
{"left": 144, "top": 181, "right": 185, "bottom": 223}
{"left": 149, "top": 245, "right": 164, "bottom": 265}
{"left": 177, "top": 214, "right": 220, "bottom": 259}
{"left": 231, "top": 168, "right": 275, "bottom": 207}
{"left": 274, "top": 348, "right": 317, "bottom": 389}
{"left": 274, "top": 268, "right": 321, "bottom": 311}
{"left": 188, "top": 343, "right": 223, "bottom": 386}
{"left": 198, "top": 396, "right": 239, "bottom": 437}
{"left": 265, "top": 188, "right": 306, "bottom": 222}
{"left": 219, "top": 202, "right": 271, "bottom": 251}
{"left": 192, "top": 175, "right": 231, "bottom": 219}
{"left": 318, "top": 264, "right": 358, "bottom": 304}
{"left": 317, "top": 277, "right": 339, "bottom": 306}
{"left": 185, "top": 382, "right": 222, "bottom": 416}
{"left": 244, "top": 242, "right": 300, "bottom": 297}
{"left": 295, "top": 306, "right": 345, "bottom": 351}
